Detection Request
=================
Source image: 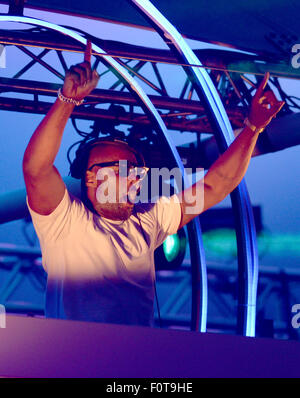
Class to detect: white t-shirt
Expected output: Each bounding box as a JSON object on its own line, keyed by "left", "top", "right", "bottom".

{"left": 27, "top": 189, "right": 182, "bottom": 326}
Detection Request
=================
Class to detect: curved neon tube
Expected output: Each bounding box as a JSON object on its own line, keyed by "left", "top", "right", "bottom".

{"left": 131, "top": 0, "right": 259, "bottom": 336}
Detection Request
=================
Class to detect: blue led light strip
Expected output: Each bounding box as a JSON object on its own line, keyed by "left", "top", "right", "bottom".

{"left": 130, "top": 0, "right": 259, "bottom": 336}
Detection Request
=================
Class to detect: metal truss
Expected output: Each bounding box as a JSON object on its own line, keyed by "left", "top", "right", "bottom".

{"left": 0, "top": 243, "right": 45, "bottom": 315}
{"left": 1, "top": 241, "right": 298, "bottom": 341}
{"left": 0, "top": 10, "right": 299, "bottom": 336}
{"left": 155, "top": 262, "right": 300, "bottom": 341}
{"left": 0, "top": 23, "right": 297, "bottom": 175}
{"left": 0, "top": 25, "right": 295, "bottom": 136}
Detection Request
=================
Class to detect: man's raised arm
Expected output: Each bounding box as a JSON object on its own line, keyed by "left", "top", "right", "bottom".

{"left": 178, "top": 72, "right": 285, "bottom": 229}
{"left": 23, "top": 42, "right": 99, "bottom": 215}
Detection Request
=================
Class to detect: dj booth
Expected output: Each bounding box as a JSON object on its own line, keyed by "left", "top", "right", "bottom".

{"left": 0, "top": 315, "right": 299, "bottom": 378}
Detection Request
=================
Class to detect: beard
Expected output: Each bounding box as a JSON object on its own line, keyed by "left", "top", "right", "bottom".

{"left": 86, "top": 179, "right": 139, "bottom": 221}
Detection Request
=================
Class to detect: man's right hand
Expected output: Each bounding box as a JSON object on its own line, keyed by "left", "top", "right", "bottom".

{"left": 23, "top": 41, "right": 100, "bottom": 216}
{"left": 61, "top": 41, "right": 99, "bottom": 101}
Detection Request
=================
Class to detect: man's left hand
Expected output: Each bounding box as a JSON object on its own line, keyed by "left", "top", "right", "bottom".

{"left": 248, "top": 72, "right": 285, "bottom": 131}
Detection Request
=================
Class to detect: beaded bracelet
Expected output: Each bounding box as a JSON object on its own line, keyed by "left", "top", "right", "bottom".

{"left": 57, "top": 88, "right": 84, "bottom": 106}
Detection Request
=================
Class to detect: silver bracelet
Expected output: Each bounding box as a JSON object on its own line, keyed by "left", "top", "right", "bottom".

{"left": 57, "top": 88, "right": 84, "bottom": 106}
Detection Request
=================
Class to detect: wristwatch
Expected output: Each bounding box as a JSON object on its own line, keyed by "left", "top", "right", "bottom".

{"left": 244, "top": 117, "right": 265, "bottom": 134}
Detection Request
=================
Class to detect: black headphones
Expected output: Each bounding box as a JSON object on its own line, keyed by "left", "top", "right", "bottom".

{"left": 69, "top": 137, "right": 146, "bottom": 180}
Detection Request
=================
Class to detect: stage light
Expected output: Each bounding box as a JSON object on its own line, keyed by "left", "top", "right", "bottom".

{"left": 155, "top": 228, "right": 187, "bottom": 271}
{"left": 164, "top": 235, "right": 179, "bottom": 261}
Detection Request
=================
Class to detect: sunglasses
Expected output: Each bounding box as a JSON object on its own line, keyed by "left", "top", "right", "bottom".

{"left": 87, "top": 161, "right": 149, "bottom": 181}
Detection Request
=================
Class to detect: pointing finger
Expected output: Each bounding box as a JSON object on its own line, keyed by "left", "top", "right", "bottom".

{"left": 84, "top": 40, "right": 92, "bottom": 64}
{"left": 253, "top": 72, "right": 270, "bottom": 102}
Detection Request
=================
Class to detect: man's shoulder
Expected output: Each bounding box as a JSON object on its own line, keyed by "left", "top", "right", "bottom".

{"left": 67, "top": 191, "right": 93, "bottom": 219}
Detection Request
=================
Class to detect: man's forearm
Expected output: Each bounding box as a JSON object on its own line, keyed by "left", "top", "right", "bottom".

{"left": 177, "top": 73, "right": 284, "bottom": 229}
{"left": 204, "top": 125, "right": 260, "bottom": 199}
{"left": 23, "top": 98, "right": 75, "bottom": 175}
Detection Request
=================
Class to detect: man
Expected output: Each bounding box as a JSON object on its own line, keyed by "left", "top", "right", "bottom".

{"left": 23, "top": 44, "right": 284, "bottom": 326}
